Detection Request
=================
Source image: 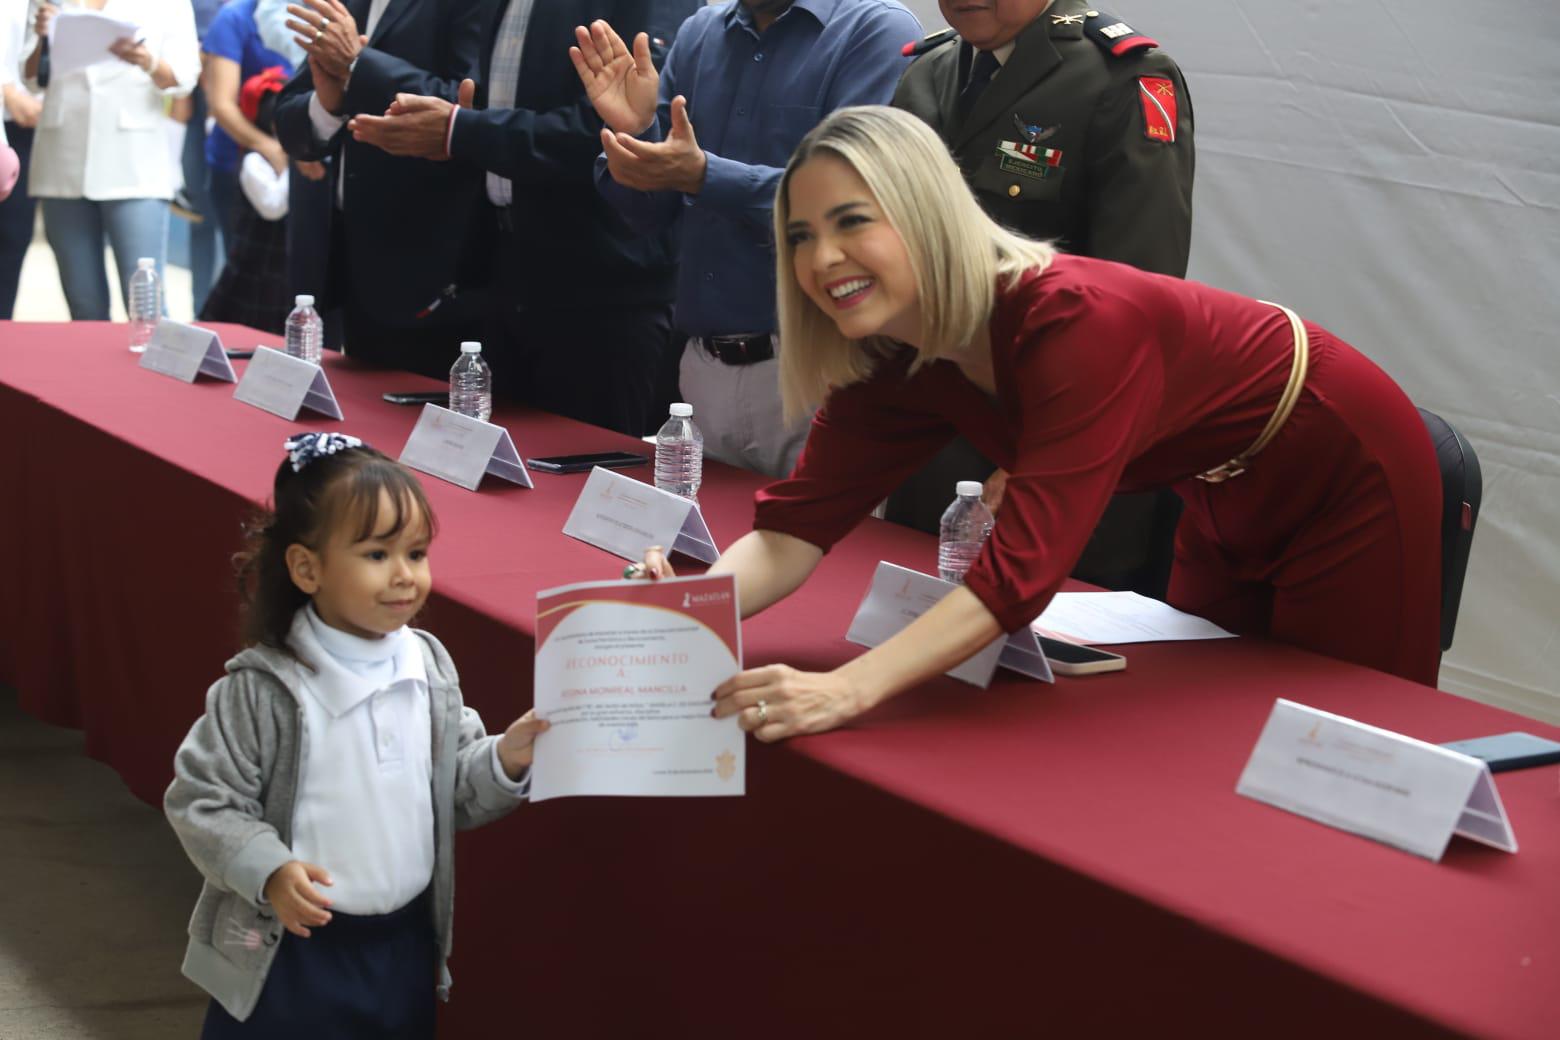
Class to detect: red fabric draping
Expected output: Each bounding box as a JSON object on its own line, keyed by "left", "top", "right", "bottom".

{"left": 2, "top": 322, "right": 1557, "bottom": 1036}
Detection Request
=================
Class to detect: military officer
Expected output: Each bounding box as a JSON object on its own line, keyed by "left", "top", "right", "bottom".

{"left": 887, "top": 0, "right": 1194, "bottom": 596}
{"left": 894, "top": 0, "right": 1193, "bottom": 273}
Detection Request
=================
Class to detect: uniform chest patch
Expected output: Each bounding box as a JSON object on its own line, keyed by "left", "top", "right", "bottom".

{"left": 996, "top": 140, "right": 1063, "bottom": 179}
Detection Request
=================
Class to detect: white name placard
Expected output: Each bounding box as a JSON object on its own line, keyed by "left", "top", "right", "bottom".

{"left": 138, "top": 320, "right": 236, "bottom": 384}
{"left": 845, "top": 561, "right": 1053, "bottom": 687}
{"left": 233, "top": 346, "right": 343, "bottom": 421}
{"left": 1236, "top": 699, "right": 1518, "bottom": 861}
{"left": 398, "top": 404, "right": 531, "bottom": 491}
{"left": 562, "top": 466, "right": 718, "bottom": 564}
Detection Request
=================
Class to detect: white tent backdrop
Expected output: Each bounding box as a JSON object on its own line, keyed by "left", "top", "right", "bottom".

{"left": 896, "top": 0, "right": 1560, "bottom": 718}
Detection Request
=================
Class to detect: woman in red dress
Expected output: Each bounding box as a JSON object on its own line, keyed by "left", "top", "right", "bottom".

{"left": 635, "top": 106, "right": 1441, "bottom": 741}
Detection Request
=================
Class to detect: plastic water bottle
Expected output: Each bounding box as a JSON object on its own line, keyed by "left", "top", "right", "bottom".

{"left": 127, "top": 258, "right": 159, "bottom": 353}
{"left": 938, "top": 480, "right": 995, "bottom": 583}
{"left": 448, "top": 341, "right": 492, "bottom": 422}
{"left": 654, "top": 402, "right": 703, "bottom": 502}
{"left": 284, "top": 294, "right": 323, "bottom": 366}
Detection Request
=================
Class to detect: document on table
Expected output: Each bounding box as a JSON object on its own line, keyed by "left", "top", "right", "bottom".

{"left": 530, "top": 573, "right": 744, "bottom": 800}
{"left": 50, "top": 10, "right": 140, "bottom": 78}
{"left": 1031, "top": 591, "right": 1235, "bottom": 645}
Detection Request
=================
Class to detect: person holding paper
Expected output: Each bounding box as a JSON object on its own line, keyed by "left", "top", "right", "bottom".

{"left": 22, "top": 0, "right": 199, "bottom": 319}
{"left": 633, "top": 105, "right": 1442, "bottom": 739}
{"left": 165, "top": 432, "right": 546, "bottom": 1035}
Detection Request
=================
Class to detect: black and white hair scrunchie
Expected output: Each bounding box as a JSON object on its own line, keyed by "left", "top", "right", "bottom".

{"left": 284, "top": 432, "right": 365, "bottom": 472}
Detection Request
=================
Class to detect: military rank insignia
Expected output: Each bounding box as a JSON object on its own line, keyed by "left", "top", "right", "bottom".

{"left": 996, "top": 140, "right": 1062, "bottom": 179}
{"left": 1137, "top": 76, "right": 1178, "bottom": 143}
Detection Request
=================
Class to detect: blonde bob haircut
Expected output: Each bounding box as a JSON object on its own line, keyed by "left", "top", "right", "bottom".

{"left": 774, "top": 105, "right": 1055, "bottom": 421}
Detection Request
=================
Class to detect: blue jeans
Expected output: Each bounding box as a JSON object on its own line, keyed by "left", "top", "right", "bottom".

{"left": 42, "top": 197, "right": 170, "bottom": 319}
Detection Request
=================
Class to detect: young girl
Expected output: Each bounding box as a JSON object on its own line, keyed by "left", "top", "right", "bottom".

{"left": 165, "top": 432, "right": 546, "bottom": 1038}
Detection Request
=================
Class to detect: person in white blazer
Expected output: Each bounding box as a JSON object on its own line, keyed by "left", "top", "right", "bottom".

{"left": 23, "top": 0, "right": 198, "bottom": 319}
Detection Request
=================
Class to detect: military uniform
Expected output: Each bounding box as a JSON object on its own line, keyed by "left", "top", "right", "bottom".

{"left": 887, "top": 2, "right": 1194, "bottom": 595}
{"left": 892, "top": 1, "right": 1194, "bottom": 274}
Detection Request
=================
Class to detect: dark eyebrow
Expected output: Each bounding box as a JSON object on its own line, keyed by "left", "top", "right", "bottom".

{"left": 825, "top": 201, "right": 869, "bottom": 220}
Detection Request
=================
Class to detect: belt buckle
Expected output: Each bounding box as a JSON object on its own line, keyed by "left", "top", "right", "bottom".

{"left": 1197, "top": 459, "right": 1246, "bottom": 483}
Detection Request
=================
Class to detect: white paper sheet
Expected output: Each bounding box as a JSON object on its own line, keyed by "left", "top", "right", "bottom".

{"left": 1031, "top": 591, "right": 1235, "bottom": 645}
{"left": 530, "top": 573, "right": 744, "bottom": 800}
{"left": 49, "top": 10, "right": 140, "bottom": 78}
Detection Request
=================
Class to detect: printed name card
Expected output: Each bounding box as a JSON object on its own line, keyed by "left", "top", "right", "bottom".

{"left": 233, "top": 346, "right": 343, "bottom": 421}
{"left": 1236, "top": 699, "right": 1518, "bottom": 861}
{"left": 398, "top": 404, "right": 531, "bottom": 491}
{"left": 846, "top": 561, "right": 1053, "bottom": 688}
{"left": 562, "top": 466, "right": 718, "bottom": 564}
{"left": 138, "top": 320, "right": 236, "bottom": 384}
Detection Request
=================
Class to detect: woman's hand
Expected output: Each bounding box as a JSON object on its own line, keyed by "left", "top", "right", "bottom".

{"left": 109, "top": 36, "right": 155, "bottom": 74}
{"left": 263, "top": 860, "right": 333, "bottom": 938}
{"left": 622, "top": 545, "right": 674, "bottom": 581}
{"left": 569, "top": 20, "right": 658, "bottom": 135}
{"left": 34, "top": 1, "right": 57, "bottom": 39}
{"left": 712, "top": 665, "right": 868, "bottom": 742}
{"left": 258, "top": 137, "right": 289, "bottom": 174}
{"left": 496, "top": 709, "right": 549, "bottom": 781}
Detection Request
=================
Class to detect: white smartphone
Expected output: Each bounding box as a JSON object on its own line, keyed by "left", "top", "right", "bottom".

{"left": 1038, "top": 636, "right": 1126, "bottom": 676}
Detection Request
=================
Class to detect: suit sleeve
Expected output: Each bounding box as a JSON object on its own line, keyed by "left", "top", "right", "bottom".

{"left": 274, "top": 63, "right": 336, "bottom": 161}
{"left": 1082, "top": 51, "right": 1194, "bottom": 277}
{"left": 342, "top": 0, "right": 493, "bottom": 114}
{"left": 451, "top": 0, "right": 679, "bottom": 187}
{"left": 961, "top": 287, "right": 1166, "bottom": 632}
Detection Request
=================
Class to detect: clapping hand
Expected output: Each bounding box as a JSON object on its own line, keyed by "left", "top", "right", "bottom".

{"left": 599, "top": 94, "right": 706, "bottom": 194}
{"left": 570, "top": 19, "right": 658, "bottom": 135}
{"left": 349, "top": 79, "right": 476, "bottom": 159}
{"left": 263, "top": 860, "right": 333, "bottom": 938}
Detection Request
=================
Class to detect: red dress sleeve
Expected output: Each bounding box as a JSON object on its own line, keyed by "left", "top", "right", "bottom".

{"left": 962, "top": 281, "right": 1167, "bottom": 632}
{"left": 753, "top": 360, "right": 956, "bottom": 553}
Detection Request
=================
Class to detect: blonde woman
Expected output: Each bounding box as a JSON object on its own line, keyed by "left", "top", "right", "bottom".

{"left": 632, "top": 106, "right": 1442, "bottom": 741}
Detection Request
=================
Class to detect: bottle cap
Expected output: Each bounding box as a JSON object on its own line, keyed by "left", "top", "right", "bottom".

{"left": 136, "top": 258, "right": 155, "bottom": 270}
{"left": 460, "top": 341, "right": 482, "bottom": 354}
{"left": 295, "top": 293, "right": 315, "bottom": 307}
{"left": 956, "top": 480, "right": 983, "bottom": 497}
{"left": 669, "top": 403, "right": 693, "bottom": 417}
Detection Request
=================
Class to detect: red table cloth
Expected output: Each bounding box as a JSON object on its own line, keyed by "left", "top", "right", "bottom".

{"left": 2, "top": 322, "right": 1557, "bottom": 1037}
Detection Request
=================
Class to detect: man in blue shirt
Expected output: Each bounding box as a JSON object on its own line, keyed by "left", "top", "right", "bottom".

{"left": 579, "top": 0, "right": 920, "bottom": 476}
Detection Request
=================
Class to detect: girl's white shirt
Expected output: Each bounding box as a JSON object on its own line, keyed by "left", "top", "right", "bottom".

{"left": 289, "top": 606, "right": 437, "bottom": 916}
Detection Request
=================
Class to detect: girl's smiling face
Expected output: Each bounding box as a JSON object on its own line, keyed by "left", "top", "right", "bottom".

{"left": 784, "top": 154, "right": 922, "bottom": 346}
{"left": 288, "top": 488, "right": 432, "bottom": 639}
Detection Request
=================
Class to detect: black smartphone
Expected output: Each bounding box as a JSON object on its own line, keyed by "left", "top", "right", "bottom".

{"left": 1037, "top": 635, "right": 1126, "bottom": 676}
{"left": 225, "top": 349, "right": 255, "bottom": 360}
{"left": 526, "top": 452, "right": 648, "bottom": 474}
{"left": 382, "top": 390, "right": 448, "bottom": 406}
{"left": 1440, "top": 732, "right": 1560, "bottom": 773}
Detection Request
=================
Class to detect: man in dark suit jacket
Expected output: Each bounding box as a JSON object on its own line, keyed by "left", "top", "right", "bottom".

{"left": 346, "top": 0, "right": 695, "bottom": 435}
{"left": 888, "top": 0, "right": 1195, "bottom": 598}
{"left": 274, "top": 0, "right": 493, "bottom": 374}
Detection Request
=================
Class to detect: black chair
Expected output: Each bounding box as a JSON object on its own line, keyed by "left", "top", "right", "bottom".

{"left": 1418, "top": 409, "right": 1482, "bottom": 651}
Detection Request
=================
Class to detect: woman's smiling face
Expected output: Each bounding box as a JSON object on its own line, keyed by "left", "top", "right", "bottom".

{"left": 784, "top": 154, "right": 922, "bottom": 346}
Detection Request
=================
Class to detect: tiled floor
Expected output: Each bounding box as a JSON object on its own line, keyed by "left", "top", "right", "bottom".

{"left": 0, "top": 687, "right": 208, "bottom": 1038}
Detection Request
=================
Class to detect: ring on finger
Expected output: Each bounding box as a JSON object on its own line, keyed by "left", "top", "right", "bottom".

{"left": 313, "top": 28, "right": 323, "bottom": 41}
{"left": 755, "top": 699, "right": 768, "bottom": 725}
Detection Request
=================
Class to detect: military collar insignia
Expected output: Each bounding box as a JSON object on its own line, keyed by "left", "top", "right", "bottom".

{"left": 1051, "top": 13, "right": 1084, "bottom": 25}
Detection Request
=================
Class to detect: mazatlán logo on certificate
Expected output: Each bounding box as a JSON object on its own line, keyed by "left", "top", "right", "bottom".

{"left": 716, "top": 749, "right": 736, "bottom": 781}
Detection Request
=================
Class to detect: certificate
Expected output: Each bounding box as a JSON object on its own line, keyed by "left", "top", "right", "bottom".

{"left": 530, "top": 573, "right": 744, "bottom": 800}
